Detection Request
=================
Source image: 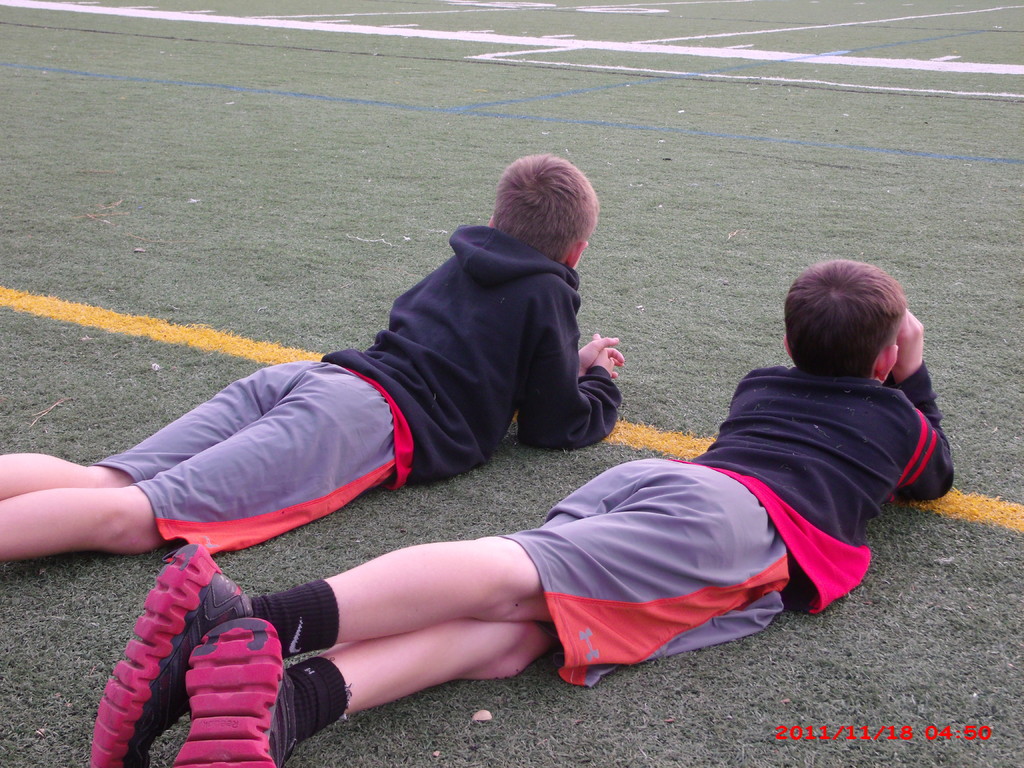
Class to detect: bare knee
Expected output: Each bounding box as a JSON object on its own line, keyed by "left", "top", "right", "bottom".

{"left": 463, "top": 621, "right": 554, "bottom": 680}
{"left": 469, "top": 537, "right": 550, "bottom": 623}
{"left": 91, "top": 487, "right": 163, "bottom": 554}
{"left": 85, "top": 465, "right": 135, "bottom": 489}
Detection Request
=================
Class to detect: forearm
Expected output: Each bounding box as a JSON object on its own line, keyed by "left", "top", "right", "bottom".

{"left": 892, "top": 363, "right": 954, "bottom": 499}
{"left": 518, "top": 372, "right": 621, "bottom": 449}
{"left": 891, "top": 362, "right": 943, "bottom": 429}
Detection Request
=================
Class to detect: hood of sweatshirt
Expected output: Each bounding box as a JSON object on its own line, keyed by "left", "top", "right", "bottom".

{"left": 450, "top": 225, "right": 580, "bottom": 291}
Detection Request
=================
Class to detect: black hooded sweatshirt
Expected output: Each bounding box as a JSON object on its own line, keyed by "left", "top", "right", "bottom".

{"left": 323, "top": 225, "right": 621, "bottom": 484}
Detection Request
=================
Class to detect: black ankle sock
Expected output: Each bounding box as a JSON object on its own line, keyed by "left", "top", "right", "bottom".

{"left": 251, "top": 580, "right": 339, "bottom": 658}
{"left": 286, "top": 657, "right": 350, "bottom": 743}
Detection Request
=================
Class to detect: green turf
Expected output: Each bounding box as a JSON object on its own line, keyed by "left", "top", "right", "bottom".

{"left": 1, "top": 2, "right": 1021, "bottom": 766}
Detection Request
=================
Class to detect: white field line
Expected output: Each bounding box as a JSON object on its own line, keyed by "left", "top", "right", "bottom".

{"left": 635, "top": 5, "right": 1024, "bottom": 43}
{"left": 470, "top": 55, "right": 1024, "bottom": 99}
{"left": 2, "top": 1, "right": 1022, "bottom": 75}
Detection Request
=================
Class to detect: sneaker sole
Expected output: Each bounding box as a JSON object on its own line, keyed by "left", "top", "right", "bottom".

{"left": 91, "top": 544, "right": 221, "bottom": 768}
{"left": 173, "top": 618, "right": 283, "bottom": 768}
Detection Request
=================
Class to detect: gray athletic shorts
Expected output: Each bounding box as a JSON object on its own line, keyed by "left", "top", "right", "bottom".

{"left": 99, "top": 361, "right": 395, "bottom": 552}
{"left": 506, "top": 459, "right": 789, "bottom": 686}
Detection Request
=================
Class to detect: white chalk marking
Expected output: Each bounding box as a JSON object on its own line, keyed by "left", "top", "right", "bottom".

{"left": 474, "top": 56, "right": 1024, "bottom": 99}
{"left": 635, "top": 5, "right": 1024, "bottom": 43}
{"left": 1, "top": 1, "right": 1021, "bottom": 75}
{"left": 577, "top": 6, "right": 670, "bottom": 13}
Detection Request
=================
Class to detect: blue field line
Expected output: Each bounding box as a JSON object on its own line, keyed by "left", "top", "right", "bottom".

{"left": 4, "top": 61, "right": 1021, "bottom": 165}
{"left": 784, "top": 28, "right": 985, "bottom": 60}
{"left": 448, "top": 80, "right": 638, "bottom": 112}
{"left": 2, "top": 62, "right": 446, "bottom": 110}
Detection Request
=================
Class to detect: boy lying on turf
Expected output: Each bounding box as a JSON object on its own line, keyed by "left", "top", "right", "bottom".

{"left": 92, "top": 259, "right": 952, "bottom": 767}
{"left": 0, "top": 154, "right": 623, "bottom": 561}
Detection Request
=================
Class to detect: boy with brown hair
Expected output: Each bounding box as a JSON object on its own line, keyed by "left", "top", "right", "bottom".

{"left": 0, "top": 154, "right": 624, "bottom": 561}
{"left": 92, "top": 260, "right": 952, "bottom": 768}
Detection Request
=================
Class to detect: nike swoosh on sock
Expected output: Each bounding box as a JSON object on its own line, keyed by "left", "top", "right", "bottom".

{"left": 288, "top": 617, "right": 304, "bottom": 655}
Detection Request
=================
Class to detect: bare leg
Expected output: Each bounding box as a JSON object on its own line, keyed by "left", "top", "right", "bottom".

{"left": 325, "top": 537, "right": 551, "bottom": 644}
{"left": 0, "top": 453, "right": 131, "bottom": 499}
{"left": 0, "top": 484, "right": 162, "bottom": 560}
{"left": 169, "top": 617, "right": 553, "bottom": 768}
{"left": 323, "top": 617, "right": 555, "bottom": 714}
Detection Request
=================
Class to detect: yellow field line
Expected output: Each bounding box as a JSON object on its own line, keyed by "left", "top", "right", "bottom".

{"left": 0, "top": 286, "right": 319, "bottom": 365}
{"left": 3, "top": 285, "right": 1022, "bottom": 533}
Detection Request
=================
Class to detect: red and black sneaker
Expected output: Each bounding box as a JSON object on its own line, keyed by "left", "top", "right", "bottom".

{"left": 91, "top": 544, "right": 253, "bottom": 768}
{"left": 173, "top": 618, "right": 297, "bottom": 768}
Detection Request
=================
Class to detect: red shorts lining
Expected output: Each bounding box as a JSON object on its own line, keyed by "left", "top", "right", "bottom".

{"left": 547, "top": 554, "right": 789, "bottom": 685}
{"left": 155, "top": 460, "right": 395, "bottom": 554}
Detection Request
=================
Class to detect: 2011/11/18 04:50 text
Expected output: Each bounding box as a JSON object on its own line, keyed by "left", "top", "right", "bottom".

{"left": 775, "top": 725, "right": 992, "bottom": 741}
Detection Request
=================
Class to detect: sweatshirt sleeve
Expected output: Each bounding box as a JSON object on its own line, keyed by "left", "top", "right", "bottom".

{"left": 517, "top": 367, "right": 621, "bottom": 449}
{"left": 889, "top": 363, "right": 954, "bottom": 500}
{"left": 514, "top": 320, "right": 622, "bottom": 450}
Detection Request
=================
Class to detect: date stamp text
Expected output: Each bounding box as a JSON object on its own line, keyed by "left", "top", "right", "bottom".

{"left": 774, "top": 725, "right": 992, "bottom": 741}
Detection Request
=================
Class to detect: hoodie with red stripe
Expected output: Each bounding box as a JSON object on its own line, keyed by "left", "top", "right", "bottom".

{"left": 691, "top": 363, "right": 953, "bottom": 613}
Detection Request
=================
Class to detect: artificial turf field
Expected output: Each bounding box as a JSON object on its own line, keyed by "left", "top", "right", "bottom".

{"left": 0, "top": 1, "right": 1022, "bottom": 766}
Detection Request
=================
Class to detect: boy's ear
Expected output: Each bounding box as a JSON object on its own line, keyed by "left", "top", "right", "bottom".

{"left": 563, "top": 240, "right": 588, "bottom": 269}
{"left": 872, "top": 343, "right": 899, "bottom": 382}
{"left": 783, "top": 335, "right": 793, "bottom": 361}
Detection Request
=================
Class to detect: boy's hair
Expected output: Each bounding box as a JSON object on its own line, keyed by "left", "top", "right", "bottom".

{"left": 785, "top": 259, "right": 907, "bottom": 378}
{"left": 491, "top": 154, "right": 599, "bottom": 263}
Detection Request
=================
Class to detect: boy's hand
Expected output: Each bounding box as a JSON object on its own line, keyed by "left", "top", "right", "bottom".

{"left": 890, "top": 310, "right": 925, "bottom": 384}
{"left": 579, "top": 333, "right": 625, "bottom": 379}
